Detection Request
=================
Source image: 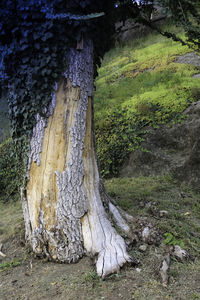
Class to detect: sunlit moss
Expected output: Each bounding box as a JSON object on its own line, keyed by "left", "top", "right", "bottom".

{"left": 94, "top": 25, "right": 200, "bottom": 177}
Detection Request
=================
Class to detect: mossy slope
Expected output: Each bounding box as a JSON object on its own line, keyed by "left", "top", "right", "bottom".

{"left": 94, "top": 28, "right": 200, "bottom": 177}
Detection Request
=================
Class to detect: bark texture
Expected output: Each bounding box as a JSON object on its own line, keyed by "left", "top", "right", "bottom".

{"left": 23, "top": 40, "right": 131, "bottom": 277}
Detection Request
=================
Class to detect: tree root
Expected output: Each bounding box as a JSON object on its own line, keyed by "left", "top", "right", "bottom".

{"left": 0, "top": 243, "right": 6, "bottom": 258}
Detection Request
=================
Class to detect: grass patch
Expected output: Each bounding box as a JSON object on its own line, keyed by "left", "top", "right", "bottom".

{"left": 0, "top": 200, "right": 23, "bottom": 242}
{"left": 0, "top": 258, "right": 21, "bottom": 272}
{"left": 105, "top": 175, "right": 200, "bottom": 257}
{"left": 0, "top": 175, "right": 199, "bottom": 300}
{"left": 84, "top": 271, "right": 100, "bottom": 284}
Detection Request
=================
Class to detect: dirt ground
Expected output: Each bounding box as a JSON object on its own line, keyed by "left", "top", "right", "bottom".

{"left": 0, "top": 223, "right": 200, "bottom": 300}
{"left": 1, "top": 176, "right": 200, "bottom": 300}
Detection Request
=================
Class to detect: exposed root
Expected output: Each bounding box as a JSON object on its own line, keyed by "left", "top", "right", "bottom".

{"left": 82, "top": 192, "right": 132, "bottom": 278}
{"left": 0, "top": 251, "right": 6, "bottom": 258}
{"left": 96, "top": 234, "right": 132, "bottom": 278}
{"left": 116, "top": 205, "right": 135, "bottom": 223}
{"left": 109, "top": 202, "right": 131, "bottom": 233}
{"left": 0, "top": 243, "right": 6, "bottom": 258}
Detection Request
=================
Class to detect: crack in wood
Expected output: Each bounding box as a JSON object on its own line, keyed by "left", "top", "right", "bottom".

{"left": 23, "top": 40, "right": 132, "bottom": 276}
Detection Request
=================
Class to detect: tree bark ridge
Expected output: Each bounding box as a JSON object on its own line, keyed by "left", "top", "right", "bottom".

{"left": 23, "top": 40, "right": 132, "bottom": 276}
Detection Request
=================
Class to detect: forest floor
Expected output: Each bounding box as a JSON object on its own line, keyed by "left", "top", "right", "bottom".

{"left": 0, "top": 175, "right": 200, "bottom": 300}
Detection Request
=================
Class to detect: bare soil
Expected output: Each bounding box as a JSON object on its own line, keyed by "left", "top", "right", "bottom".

{"left": 1, "top": 176, "right": 200, "bottom": 300}
{"left": 0, "top": 218, "right": 200, "bottom": 300}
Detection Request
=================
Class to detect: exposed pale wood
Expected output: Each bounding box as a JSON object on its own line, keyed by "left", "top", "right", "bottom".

{"left": 24, "top": 41, "right": 94, "bottom": 261}
{"left": 0, "top": 243, "right": 6, "bottom": 257}
{"left": 0, "top": 251, "right": 6, "bottom": 258}
{"left": 109, "top": 202, "right": 130, "bottom": 233}
{"left": 82, "top": 97, "right": 131, "bottom": 278}
{"left": 27, "top": 80, "right": 79, "bottom": 231}
{"left": 117, "top": 206, "right": 135, "bottom": 223}
{"left": 160, "top": 254, "right": 170, "bottom": 285}
{"left": 23, "top": 40, "right": 131, "bottom": 276}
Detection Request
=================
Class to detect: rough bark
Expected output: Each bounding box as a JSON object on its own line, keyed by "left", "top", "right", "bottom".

{"left": 22, "top": 40, "right": 131, "bottom": 277}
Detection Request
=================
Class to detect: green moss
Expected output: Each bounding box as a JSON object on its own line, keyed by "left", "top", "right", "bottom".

{"left": 94, "top": 26, "right": 200, "bottom": 177}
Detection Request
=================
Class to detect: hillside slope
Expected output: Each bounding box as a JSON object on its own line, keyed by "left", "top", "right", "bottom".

{"left": 94, "top": 28, "right": 200, "bottom": 179}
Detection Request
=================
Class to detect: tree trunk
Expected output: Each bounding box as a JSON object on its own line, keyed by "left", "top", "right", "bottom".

{"left": 22, "top": 40, "right": 131, "bottom": 278}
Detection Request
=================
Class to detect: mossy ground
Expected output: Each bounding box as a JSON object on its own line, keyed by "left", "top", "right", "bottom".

{"left": 94, "top": 25, "right": 200, "bottom": 177}
{"left": 95, "top": 27, "right": 199, "bottom": 117}
{"left": 105, "top": 175, "right": 200, "bottom": 258}
{"left": 0, "top": 175, "right": 199, "bottom": 300}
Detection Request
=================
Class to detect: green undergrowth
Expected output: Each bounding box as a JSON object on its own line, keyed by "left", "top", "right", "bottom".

{"left": 0, "top": 139, "right": 24, "bottom": 202}
{"left": 0, "top": 98, "right": 10, "bottom": 143}
{"left": 94, "top": 25, "right": 200, "bottom": 177}
{"left": 0, "top": 200, "right": 23, "bottom": 241}
{"left": 0, "top": 174, "right": 199, "bottom": 299}
{"left": 0, "top": 258, "right": 21, "bottom": 272}
{"left": 105, "top": 175, "right": 200, "bottom": 257}
{"left": 0, "top": 173, "right": 199, "bottom": 265}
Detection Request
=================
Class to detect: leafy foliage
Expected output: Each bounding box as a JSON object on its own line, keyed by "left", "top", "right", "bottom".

{"left": 0, "top": 0, "right": 199, "bottom": 141}
{"left": 0, "top": 0, "right": 119, "bottom": 138}
{"left": 0, "top": 139, "right": 24, "bottom": 202}
{"left": 153, "top": 0, "right": 200, "bottom": 49}
{"left": 121, "top": 1, "right": 200, "bottom": 50}
{"left": 96, "top": 107, "right": 145, "bottom": 177}
{"left": 0, "top": 0, "right": 199, "bottom": 142}
{"left": 164, "top": 232, "right": 185, "bottom": 248}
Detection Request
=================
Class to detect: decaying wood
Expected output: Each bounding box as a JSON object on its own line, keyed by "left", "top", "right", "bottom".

{"left": 117, "top": 206, "right": 135, "bottom": 223}
{"left": 172, "top": 245, "right": 189, "bottom": 261}
{"left": 0, "top": 243, "right": 6, "bottom": 257}
{"left": 159, "top": 253, "right": 170, "bottom": 285}
{"left": 22, "top": 40, "right": 131, "bottom": 277}
{"left": 109, "top": 202, "right": 130, "bottom": 233}
{"left": 81, "top": 95, "right": 131, "bottom": 277}
{"left": 0, "top": 251, "right": 6, "bottom": 258}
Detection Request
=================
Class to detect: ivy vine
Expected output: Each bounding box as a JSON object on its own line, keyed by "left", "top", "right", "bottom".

{"left": 1, "top": 0, "right": 199, "bottom": 141}
{"left": 0, "top": 0, "right": 117, "bottom": 138}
